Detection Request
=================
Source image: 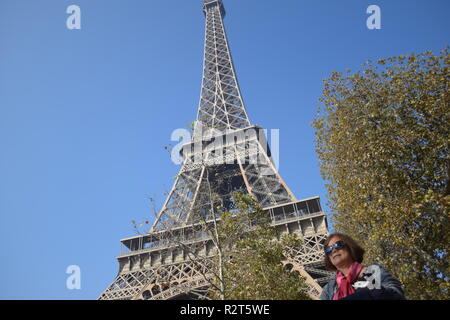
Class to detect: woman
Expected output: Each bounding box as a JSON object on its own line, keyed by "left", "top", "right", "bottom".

{"left": 320, "top": 233, "right": 405, "bottom": 300}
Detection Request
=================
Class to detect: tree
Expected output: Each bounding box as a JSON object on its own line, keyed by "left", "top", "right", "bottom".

{"left": 209, "top": 193, "right": 311, "bottom": 300}
{"left": 136, "top": 168, "right": 312, "bottom": 300}
{"left": 312, "top": 48, "right": 449, "bottom": 299}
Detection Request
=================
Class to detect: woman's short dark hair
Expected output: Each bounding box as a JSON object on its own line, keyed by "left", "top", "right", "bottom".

{"left": 323, "top": 233, "right": 365, "bottom": 271}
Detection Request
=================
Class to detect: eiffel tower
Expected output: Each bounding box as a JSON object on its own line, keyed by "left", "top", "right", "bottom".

{"left": 99, "top": 0, "right": 333, "bottom": 300}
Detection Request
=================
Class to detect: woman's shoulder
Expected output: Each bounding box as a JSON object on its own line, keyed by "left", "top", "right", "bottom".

{"left": 320, "top": 278, "right": 336, "bottom": 300}
{"left": 363, "top": 264, "right": 403, "bottom": 288}
{"left": 323, "top": 278, "right": 336, "bottom": 289}
{"left": 363, "top": 263, "right": 405, "bottom": 299}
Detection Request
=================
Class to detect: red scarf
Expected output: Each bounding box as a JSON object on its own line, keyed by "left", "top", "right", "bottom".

{"left": 332, "top": 261, "right": 364, "bottom": 300}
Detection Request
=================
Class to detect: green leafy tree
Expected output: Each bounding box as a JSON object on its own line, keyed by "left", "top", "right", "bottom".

{"left": 312, "top": 49, "right": 449, "bottom": 299}
{"left": 209, "top": 193, "right": 311, "bottom": 300}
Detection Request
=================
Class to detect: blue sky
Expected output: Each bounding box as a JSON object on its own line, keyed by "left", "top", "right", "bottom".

{"left": 0, "top": 0, "right": 449, "bottom": 299}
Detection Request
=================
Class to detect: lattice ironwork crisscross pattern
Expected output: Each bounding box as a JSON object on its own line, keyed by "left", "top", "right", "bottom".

{"left": 99, "top": 0, "right": 333, "bottom": 300}
{"left": 100, "top": 260, "right": 213, "bottom": 300}
{"left": 196, "top": 0, "right": 250, "bottom": 133}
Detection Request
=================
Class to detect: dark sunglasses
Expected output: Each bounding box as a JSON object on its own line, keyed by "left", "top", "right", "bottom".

{"left": 324, "top": 240, "right": 346, "bottom": 255}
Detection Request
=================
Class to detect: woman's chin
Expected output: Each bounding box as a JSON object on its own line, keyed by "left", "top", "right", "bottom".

{"left": 333, "top": 259, "right": 343, "bottom": 267}
{"left": 333, "top": 257, "right": 348, "bottom": 268}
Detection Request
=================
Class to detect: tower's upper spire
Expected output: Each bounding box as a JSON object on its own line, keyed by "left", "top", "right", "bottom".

{"left": 203, "top": 0, "right": 226, "bottom": 18}
{"left": 196, "top": 0, "right": 250, "bottom": 133}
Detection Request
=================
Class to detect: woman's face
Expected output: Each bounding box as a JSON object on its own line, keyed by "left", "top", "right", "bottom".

{"left": 328, "top": 237, "right": 353, "bottom": 268}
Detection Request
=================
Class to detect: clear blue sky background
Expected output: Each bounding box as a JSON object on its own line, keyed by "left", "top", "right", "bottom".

{"left": 0, "top": 0, "right": 449, "bottom": 299}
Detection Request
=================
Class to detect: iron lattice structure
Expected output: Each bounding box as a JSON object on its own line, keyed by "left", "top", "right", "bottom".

{"left": 99, "top": 0, "right": 333, "bottom": 300}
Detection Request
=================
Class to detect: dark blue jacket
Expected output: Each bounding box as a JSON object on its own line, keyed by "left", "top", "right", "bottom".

{"left": 320, "top": 264, "right": 405, "bottom": 300}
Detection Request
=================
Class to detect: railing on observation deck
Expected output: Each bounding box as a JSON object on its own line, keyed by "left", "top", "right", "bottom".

{"left": 118, "top": 197, "right": 325, "bottom": 258}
